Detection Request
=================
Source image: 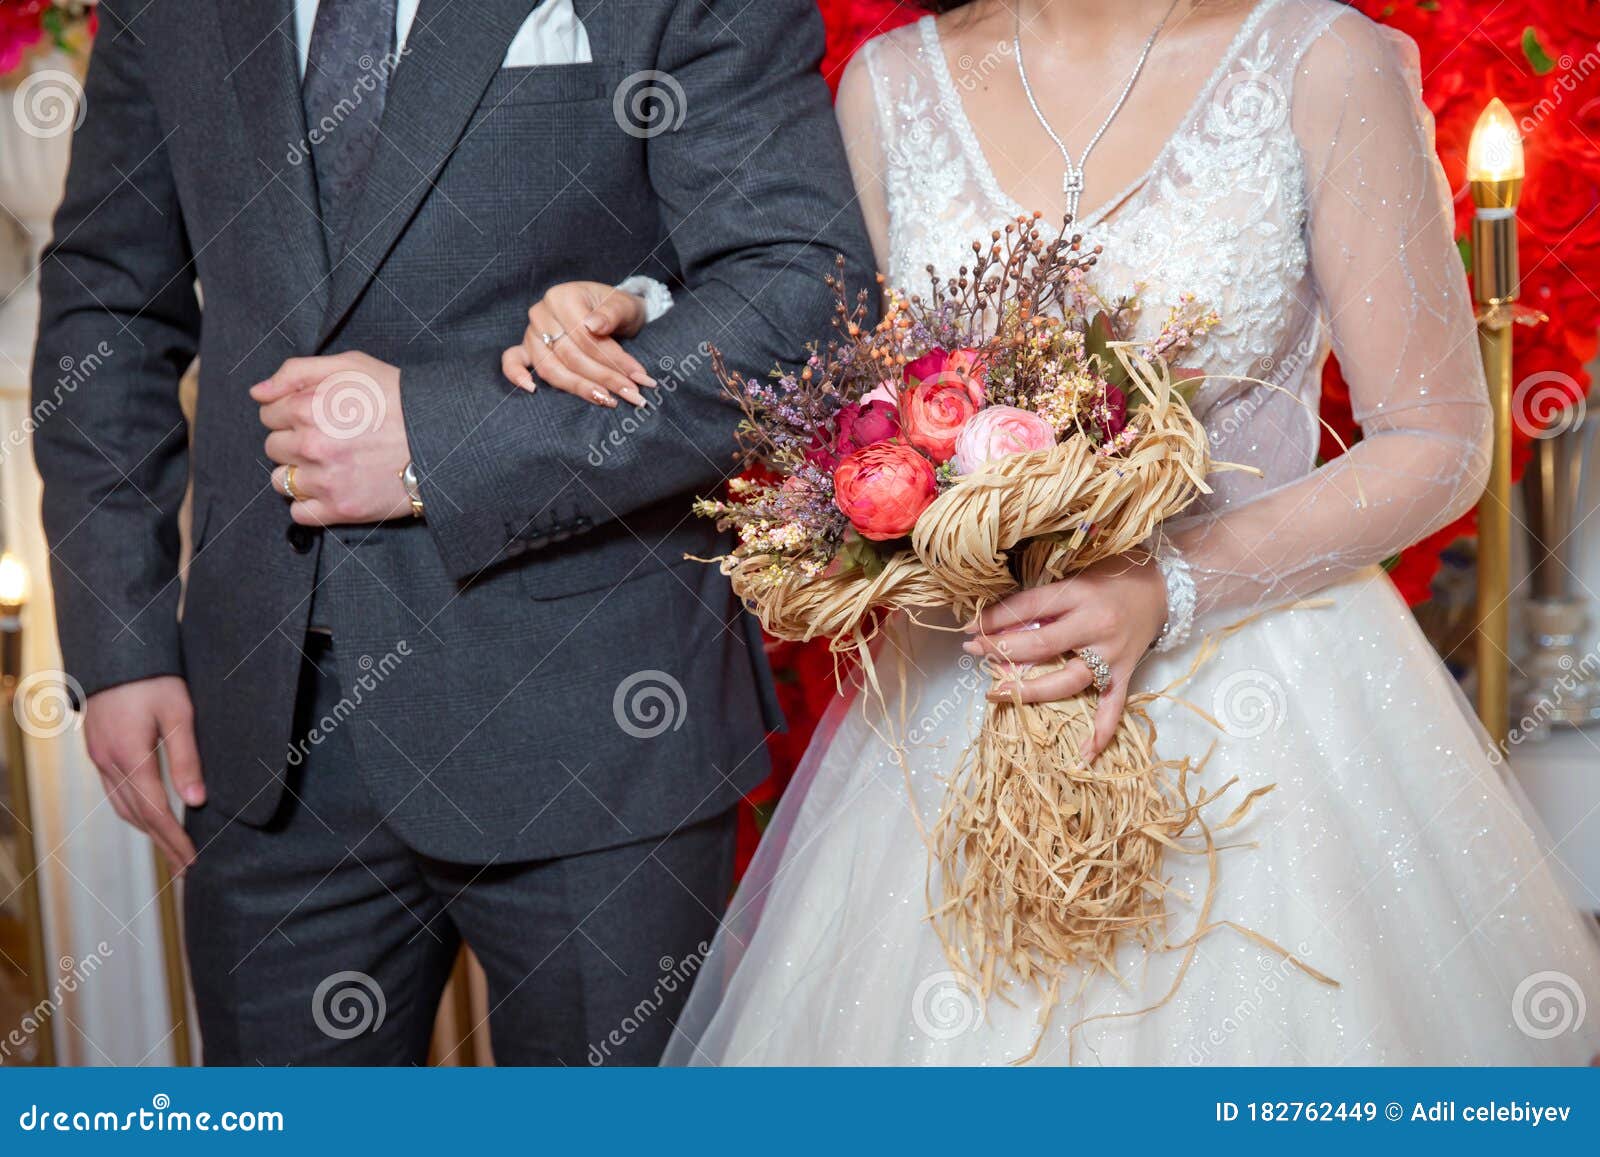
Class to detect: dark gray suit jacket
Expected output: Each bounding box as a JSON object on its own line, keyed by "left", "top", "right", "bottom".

{"left": 32, "top": 0, "right": 875, "bottom": 863}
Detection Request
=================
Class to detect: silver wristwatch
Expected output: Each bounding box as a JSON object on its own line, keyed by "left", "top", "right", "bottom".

{"left": 399, "top": 461, "right": 425, "bottom": 519}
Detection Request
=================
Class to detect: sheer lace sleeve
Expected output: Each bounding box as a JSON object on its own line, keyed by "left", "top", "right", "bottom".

{"left": 1161, "top": 11, "right": 1491, "bottom": 620}
{"left": 835, "top": 43, "right": 891, "bottom": 274}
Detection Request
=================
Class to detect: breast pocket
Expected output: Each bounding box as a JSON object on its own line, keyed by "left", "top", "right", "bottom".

{"left": 477, "top": 61, "right": 611, "bottom": 110}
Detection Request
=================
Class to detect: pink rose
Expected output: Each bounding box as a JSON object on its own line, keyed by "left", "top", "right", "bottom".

{"left": 901, "top": 378, "right": 982, "bottom": 464}
{"left": 836, "top": 399, "right": 900, "bottom": 456}
{"left": 951, "top": 405, "right": 1056, "bottom": 474}
{"left": 862, "top": 381, "right": 899, "bottom": 407}
{"left": 903, "top": 347, "right": 988, "bottom": 405}
{"left": 833, "top": 441, "right": 938, "bottom": 541}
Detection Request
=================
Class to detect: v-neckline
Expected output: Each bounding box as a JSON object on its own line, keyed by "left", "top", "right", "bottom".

{"left": 920, "top": 0, "right": 1280, "bottom": 232}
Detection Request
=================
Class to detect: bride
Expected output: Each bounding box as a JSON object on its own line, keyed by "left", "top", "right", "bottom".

{"left": 512, "top": 0, "right": 1600, "bottom": 1064}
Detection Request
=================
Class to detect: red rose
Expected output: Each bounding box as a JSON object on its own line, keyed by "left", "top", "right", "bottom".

{"left": 802, "top": 429, "right": 839, "bottom": 472}
{"left": 901, "top": 379, "right": 982, "bottom": 463}
{"left": 836, "top": 399, "right": 900, "bottom": 456}
{"left": 833, "top": 441, "right": 938, "bottom": 541}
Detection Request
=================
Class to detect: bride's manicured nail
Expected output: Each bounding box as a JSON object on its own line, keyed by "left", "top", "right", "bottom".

{"left": 962, "top": 640, "right": 982, "bottom": 655}
{"left": 633, "top": 372, "right": 658, "bottom": 388}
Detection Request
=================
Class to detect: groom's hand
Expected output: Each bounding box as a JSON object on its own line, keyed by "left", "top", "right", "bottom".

{"left": 253, "top": 352, "right": 414, "bottom": 525}
{"left": 84, "top": 676, "right": 204, "bottom": 875}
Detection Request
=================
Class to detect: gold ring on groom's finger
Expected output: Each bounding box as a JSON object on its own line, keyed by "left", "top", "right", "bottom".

{"left": 282, "top": 464, "right": 300, "bottom": 503}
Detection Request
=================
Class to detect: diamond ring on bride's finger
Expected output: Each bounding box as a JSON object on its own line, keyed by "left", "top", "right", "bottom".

{"left": 541, "top": 330, "right": 564, "bottom": 348}
{"left": 1077, "top": 646, "right": 1113, "bottom": 694}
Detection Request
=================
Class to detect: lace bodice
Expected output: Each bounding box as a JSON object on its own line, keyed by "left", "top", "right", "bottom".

{"left": 835, "top": 0, "right": 1491, "bottom": 622}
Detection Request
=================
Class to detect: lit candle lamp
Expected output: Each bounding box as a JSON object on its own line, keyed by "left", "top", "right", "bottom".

{"left": 1468, "top": 98, "right": 1524, "bottom": 744}
{"left": 0, "top": 551, "right": 28, "bottom": 686}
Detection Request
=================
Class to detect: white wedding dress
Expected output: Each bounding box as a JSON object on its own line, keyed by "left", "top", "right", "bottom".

{"left": 664, "top": 0, "right": 1600, "bottom": 1065}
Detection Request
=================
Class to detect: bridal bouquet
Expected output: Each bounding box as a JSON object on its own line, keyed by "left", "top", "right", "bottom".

{"left": 697, "top": 215, "right": 1244, "bottom": 1017}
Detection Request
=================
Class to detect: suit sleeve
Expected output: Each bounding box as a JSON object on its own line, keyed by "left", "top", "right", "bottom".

{"left": 32, "top": 4, "right": 200, "bottom": 698}
{"left": 401, "top": 0, "right": 878, "bottom": 580}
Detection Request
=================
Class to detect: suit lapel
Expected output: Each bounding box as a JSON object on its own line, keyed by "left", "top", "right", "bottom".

{"left": 216, "top": 0, "right": 332, "bottom": 335}
{"left": 316, "top": 0, "right": 535, "bottom": 347}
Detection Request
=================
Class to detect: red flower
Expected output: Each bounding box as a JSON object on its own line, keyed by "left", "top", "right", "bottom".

{"left": 833, "top": 441, "right": 938, "bottom": 541}
{"left": 802, "top": 429, "right": 840, "bottom": 472}
{"left": 1099, "top": 383, "right": 1127, "bottom": 440}
{"left": 836, "top": 398, "right": 900, "bottom": 455}
{"left": 901, "top": 378, "right": 982, "bottom": 463}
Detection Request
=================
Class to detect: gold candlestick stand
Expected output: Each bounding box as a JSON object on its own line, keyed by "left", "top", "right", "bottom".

{"left": 1469, "top": 99, "right": 1526, "bottom": 747}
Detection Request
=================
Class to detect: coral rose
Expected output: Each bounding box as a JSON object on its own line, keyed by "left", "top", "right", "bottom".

{"left": 951, "top": 405, "right": 1056, "bottom": 474}
{"left": 832, "top": 441, "right": 938, "bottom": 541}
{"left": 904, "top": 347, "right": 989, "bottom": 403}
{"left": 901, "top": 379, "right": 982, "bottom": 463}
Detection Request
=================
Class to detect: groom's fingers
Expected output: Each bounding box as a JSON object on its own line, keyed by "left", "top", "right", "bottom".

{"left": 251, "top": 356, "right": 345, "bottom": 402}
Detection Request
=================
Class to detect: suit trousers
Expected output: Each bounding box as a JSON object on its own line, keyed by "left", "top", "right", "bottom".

{"left": 183, "top": 634, "right": 737, "bottom": 1065}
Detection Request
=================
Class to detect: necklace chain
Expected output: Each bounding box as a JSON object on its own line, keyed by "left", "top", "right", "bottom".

{"left": 1014, "top": 0, "right": 1181, "bottom": 223}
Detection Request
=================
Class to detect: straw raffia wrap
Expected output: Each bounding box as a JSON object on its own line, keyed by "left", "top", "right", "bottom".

{"left": 721, "top": 351, "right": 1312, "bottom": 1050}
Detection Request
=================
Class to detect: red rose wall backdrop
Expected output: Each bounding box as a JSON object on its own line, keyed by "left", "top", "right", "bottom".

{"left": 737, "top": 0, "right": 1600, "bottom": 868}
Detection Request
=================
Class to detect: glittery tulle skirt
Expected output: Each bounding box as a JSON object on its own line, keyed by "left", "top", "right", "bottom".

{"left": 663, "top": 568, "right": 1600, "bottom": 1065}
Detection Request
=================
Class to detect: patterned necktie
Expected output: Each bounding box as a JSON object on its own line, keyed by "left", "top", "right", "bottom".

{"left": 302, "top": 0, "right": 398, "bottom": 252}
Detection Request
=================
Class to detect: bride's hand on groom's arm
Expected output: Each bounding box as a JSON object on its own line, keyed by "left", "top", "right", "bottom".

{"left": 501, "top": 281, "right": 655, "bottom": 408}
{"left": 963, "top": 554, "right": 1169, "bottom": 763}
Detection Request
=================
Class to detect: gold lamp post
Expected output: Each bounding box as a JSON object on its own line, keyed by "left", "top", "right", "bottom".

{"left": 1468, "top": 98, "right": 1525, "bottom": 745}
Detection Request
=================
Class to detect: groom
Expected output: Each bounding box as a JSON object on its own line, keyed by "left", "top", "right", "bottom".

{"left": 32, "top": 0, "right": 873, "bottom": 1064}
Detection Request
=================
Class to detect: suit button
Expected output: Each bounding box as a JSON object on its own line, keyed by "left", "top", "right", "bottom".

{"left": 286, "top": 524, "right": 318, "bottom": 554}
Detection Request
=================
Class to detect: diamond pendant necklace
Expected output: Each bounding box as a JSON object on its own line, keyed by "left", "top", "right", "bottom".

{"left": 1014, "top": 0, "right": 1182, "bottom": 223}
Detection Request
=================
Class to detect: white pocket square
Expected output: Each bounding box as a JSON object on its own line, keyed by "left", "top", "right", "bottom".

{"left": 502, "top": 0, "right": 593, "bottom": 67}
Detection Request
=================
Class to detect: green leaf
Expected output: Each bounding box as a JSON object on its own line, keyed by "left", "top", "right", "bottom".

{"left": 1085, "top": 312, "right": 1130, "bottom": 388}
{"left": 1523, "top": 27, "right": 1557, "bottom": 75}
{"left": 1456, "top": 236, "right": 1472, "bottom": 271}
{"left": 838, "top": 531, "right": 885, "bottom": 579}
{"left": 1416, "top": 1, "right": 1439, "bottom": 12}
